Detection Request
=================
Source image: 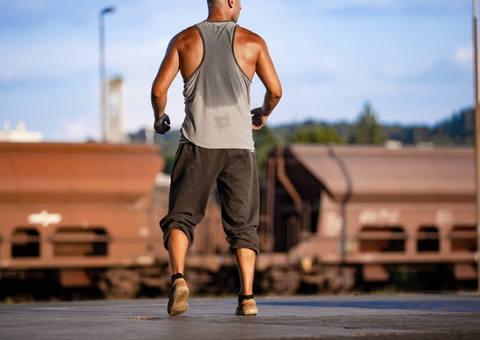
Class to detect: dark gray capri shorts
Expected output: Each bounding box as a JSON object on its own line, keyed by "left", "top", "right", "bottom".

{"left": 160, "top": 142, "right": 260, "bottom": 255}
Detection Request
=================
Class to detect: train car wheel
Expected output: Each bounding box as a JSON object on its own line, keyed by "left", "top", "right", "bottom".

{"left": 184, "top": 270, "right": 215, "bottom": 295}
{"left": 98, "top": 268, "right": 141, "bottom": 299}
{"left": 262, "top": 269, "right": 301, "bottom": 295}
{"left": 302, "top": 266, "right": 356, "bottom": 294}
{"left": 319, "top": 267, "right": 355, "bottom": 294}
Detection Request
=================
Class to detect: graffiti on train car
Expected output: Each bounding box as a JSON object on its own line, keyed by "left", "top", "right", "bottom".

{"left": 358, "top": 209, "right": 400, "bottom": 226}
{"left": 28, "top": 211, "right": 63, "bottom": 227}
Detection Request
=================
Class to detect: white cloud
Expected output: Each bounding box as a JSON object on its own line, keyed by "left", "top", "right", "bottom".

{"left": 381, "top": 57, "right": 435, "bottom": 78}
{"left": 57, "top": 115, "right": 97, "bottom": 142}
{"left": 454, "top": 46, "right": 473, "bottom": 68}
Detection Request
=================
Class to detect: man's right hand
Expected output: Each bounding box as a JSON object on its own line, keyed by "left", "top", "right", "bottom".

{"left": 154, "top": 113, "right": 171, "bottom": 134}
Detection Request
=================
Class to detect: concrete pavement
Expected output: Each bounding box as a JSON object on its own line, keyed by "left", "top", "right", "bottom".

{"left": 0, "top": 293, "right": 479, "bottom": 339}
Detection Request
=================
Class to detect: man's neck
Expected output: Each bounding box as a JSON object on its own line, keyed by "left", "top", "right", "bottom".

{"left": 206, "top": 8, "right": 232, "bottom": 21}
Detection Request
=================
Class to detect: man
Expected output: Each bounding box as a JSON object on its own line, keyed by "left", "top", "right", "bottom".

{"left": 151, "top": 0, "right": 281, "bottom": 316}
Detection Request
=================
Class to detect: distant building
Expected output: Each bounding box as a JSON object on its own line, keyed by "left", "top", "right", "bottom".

{"left": 107, "top": 77, "right": 127, "bottom": 143}
{"left": 0, "top": 121, "right": 43, "bottom": 143}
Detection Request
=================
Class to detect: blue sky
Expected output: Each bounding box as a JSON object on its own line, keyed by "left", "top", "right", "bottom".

{"left": 0, "top": 0, "right": 474, "bottom": 141}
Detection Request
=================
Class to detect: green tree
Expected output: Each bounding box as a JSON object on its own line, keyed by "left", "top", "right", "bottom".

{"left": 289, "top": 126, "right": 344, "bottom": 144}
{"left": 311, "top": 126, "right": 344, "bottom": 144}
{"left": 350, "top": 104, "right": 386, "bottom": 144}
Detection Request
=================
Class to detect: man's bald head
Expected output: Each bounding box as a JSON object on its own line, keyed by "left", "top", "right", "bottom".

{"left": 206, "top": 0, "right": 241, "bottom": 23}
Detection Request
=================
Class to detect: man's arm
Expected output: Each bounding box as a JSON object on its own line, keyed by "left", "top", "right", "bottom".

{"left": 252, "top": 38, "right": 282, "bottom": 130}
{"left": 151, "top": 36, "right": 181, "bottom": 134}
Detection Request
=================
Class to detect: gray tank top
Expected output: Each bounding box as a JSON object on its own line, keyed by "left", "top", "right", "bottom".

{"left": 179, "top": 20, "right": 254, "bottom": 150}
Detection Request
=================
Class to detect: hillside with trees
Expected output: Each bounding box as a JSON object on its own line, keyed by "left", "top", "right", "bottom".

{"left": 130, "top": 105, "right": 475, "bottom": 176}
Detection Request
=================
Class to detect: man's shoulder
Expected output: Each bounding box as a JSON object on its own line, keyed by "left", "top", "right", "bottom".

{"left": 173, "top": 25, "right": 199, "bottom": 41}
{"left": 236, "top": 26, "right": 265, "bottom": 44}
{"left": 235, "top": 26, "right": 267, "bottom": 52}
{"left": 170, "top": 25, "right": 201, "bottom": 49}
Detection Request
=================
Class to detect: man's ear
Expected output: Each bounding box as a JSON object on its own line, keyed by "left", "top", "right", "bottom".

{"left": 228, "top": 0, "right": 234, "bottom": 9}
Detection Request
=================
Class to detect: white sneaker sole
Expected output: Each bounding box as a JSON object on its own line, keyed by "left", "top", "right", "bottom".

{"left": 235, "top": 308, "right": 258, "bottom": 316}
{"left": 168, "top": 286, "right": 189, "bottom": 316}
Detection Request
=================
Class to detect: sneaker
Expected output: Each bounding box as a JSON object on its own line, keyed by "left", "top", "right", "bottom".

{"left": 235, "top": 298, "right": 258, "bottom": 316}
{"left": 167, "top": 278, "right": 189, "bottom": 316}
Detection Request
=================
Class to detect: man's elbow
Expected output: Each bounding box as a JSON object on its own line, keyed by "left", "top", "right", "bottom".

{"left": 151, "top": 87, "right": 167, "bottom": 100}
{"left": 270, "top": 86, "right": 282, "bottom": 102}
{"left": 275, "top": 87, "right": 283, "bottom": 100}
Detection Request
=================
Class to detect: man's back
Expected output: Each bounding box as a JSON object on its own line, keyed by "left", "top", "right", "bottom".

{"left": 180, "top": 20, "right": 254, "bottom": 150}
{"left": 174, "top": 24, "right": 264, "bottom": 82}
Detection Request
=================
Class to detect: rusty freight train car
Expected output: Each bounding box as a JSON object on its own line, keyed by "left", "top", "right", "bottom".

{"left": 0, "top": 142, "right": 230, "bottom": 299}
{"left": 256, "top": 144, "right": 477, "bottom": 294}
{"left": 0, "top": 142, "right": 171, "bottom": 298}
{"left": 0, "top": 142, "right": 478, "bottom": 298}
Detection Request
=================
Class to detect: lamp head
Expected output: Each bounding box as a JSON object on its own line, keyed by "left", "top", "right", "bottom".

{"left": 101, "top": 7, "right": 116, "bottom": 15}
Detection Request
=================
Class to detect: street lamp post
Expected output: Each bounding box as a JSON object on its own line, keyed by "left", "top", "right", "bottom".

{"left": 99, "top": 6, "right": 116, "bottom": 143}
{"left": 473, "top": 0, "right": 480, "bottom": 291}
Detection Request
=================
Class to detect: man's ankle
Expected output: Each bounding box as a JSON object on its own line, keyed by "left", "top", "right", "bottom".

{"left": 171, "top": 273, "right": 185, "bottom": 284}
{"left": 238, "top": 294, "right": 254, "bottom": 302}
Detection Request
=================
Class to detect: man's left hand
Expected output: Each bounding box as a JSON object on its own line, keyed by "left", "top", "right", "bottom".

{"left": 154, "top": 113, "right": 171, "bottom": 134}
{"left": 252, "top": 108, "right": 267, "bottom": 130}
